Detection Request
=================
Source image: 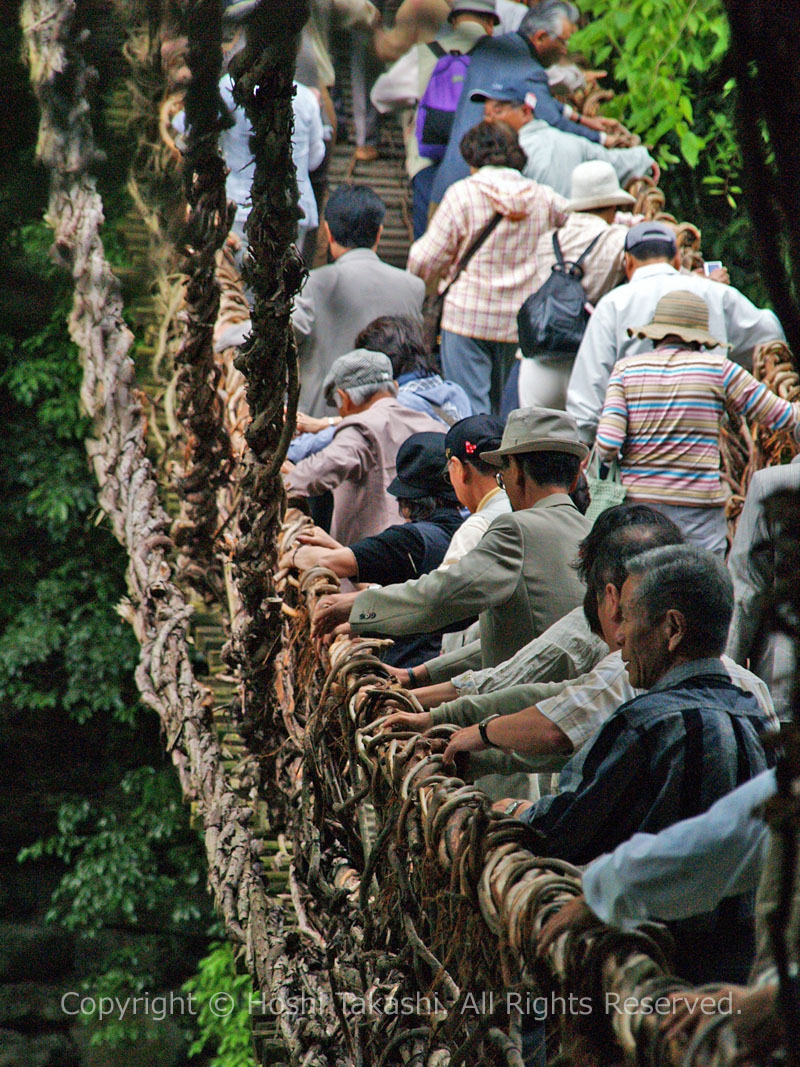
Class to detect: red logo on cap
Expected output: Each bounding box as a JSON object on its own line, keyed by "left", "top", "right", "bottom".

{"left": 465, "top": 441, "right": 477, "bottom": 454}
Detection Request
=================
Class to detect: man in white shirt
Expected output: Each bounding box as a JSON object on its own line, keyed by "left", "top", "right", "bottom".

{"left": 567, "top": 220, "right": 786, "bottom": 444}
{"left": 438, "top": 414, "right": 511, "bottom": 653}
{"left": 726, "top": 457, "right": 800, "bottom": 721}
{"left": 439, "top": 413, "right": 511, "bottom": 567}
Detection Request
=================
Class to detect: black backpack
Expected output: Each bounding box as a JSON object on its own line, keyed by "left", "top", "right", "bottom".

{"left": 517, "top": 231, "right": 602, "bottom": 360}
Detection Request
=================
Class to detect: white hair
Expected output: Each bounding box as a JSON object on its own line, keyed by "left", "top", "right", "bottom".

{"left": 520, "top": 1, "right": 580, "bottom": 38}
{"left": 339, "top": 380, "right": 398, "bottom": 407}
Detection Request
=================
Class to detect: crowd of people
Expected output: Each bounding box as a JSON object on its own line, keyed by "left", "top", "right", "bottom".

{"left": 202, "top": 0, "right": 800, "bottom": 1059}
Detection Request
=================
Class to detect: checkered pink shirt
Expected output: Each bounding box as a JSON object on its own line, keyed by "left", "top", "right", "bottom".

{"left": 408, "top": 167, "right": 568, "bottom": 343}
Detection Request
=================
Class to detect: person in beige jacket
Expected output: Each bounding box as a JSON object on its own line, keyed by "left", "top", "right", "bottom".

{"left": 312, "top": 407, "right": 590, "bottom": 669}
{"left": 284, "top": 350, "right": 443, "bottom": 545}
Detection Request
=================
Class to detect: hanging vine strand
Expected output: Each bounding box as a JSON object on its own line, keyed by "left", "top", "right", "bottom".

{"left": 171, "top": 0, "right": 235, "bottom": 599}
{"left": 20, "top": 0, "right": 275, "bottom": 1003}
{"left": 222, "top": 0, "right": 310, "bottom": 758}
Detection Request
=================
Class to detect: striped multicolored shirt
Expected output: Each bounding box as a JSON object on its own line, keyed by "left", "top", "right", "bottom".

{"left": 596, "top": 346, "right": 800, "bottom": 506}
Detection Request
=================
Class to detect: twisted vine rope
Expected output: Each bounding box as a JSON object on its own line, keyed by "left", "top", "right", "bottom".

{"left": 20, "top": 0, "right": 278, "bottom": 1010}
{"left": 171, "top": 0, "right": 235, "bottom": 598}
{"left": 222, "top": 0, "right": 311, "bottom": 758}
{"left": 276, "top": 515, "right": 778, "bottom": 1067}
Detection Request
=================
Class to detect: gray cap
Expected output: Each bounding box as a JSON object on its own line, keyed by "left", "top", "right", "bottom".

{"left": 449, "top": 0, "right": 499, "bottom": 23}
{"left": 624, "top": 220, "right": 677, "bottom": 255}
{"left": 481, "top": 406, "right": 588, "bottom": 466}
{"left": 323, "top": 349, "right": 395, "bottom": 407}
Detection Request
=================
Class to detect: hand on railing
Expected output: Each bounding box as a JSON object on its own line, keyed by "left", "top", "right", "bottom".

{"left": 379, "top": 710, "right": 432, "bottom": 733}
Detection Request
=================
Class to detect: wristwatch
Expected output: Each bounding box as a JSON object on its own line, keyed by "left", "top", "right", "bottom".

{"left": 478, "top": 712, "right": 502, "bottom": 749}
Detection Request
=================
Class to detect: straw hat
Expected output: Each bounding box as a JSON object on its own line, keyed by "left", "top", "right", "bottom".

{"left": 627, "top": 291, "right": 728, "bottom": 349}
{"left": 480, "top": 407, "right": 588, "bottom": 466}
{"left": 564, "top": 161, "right": 636, "bottom": 213}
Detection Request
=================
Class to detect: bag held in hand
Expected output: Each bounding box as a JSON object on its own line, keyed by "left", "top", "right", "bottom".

{"left": 584, "top": 444, "right": 627, "bottom": 524}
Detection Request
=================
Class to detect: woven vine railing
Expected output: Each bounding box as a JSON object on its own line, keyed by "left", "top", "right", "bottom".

{"left": 22, "top": 0, "right": 800, "bottom": 1064}
{"left": 20, "top": 0, "right": 286, "bottom": 1032}
{"left": 274, "top": 513, "right": 800, "bottom": 1067}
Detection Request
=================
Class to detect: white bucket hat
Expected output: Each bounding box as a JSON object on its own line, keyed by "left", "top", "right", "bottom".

{"left": 565, "top": 160, "right": 636, "bottom": 213}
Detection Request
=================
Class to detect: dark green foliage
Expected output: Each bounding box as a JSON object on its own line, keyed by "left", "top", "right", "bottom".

{"left": 0, "top": 219, "right": 141, "bottom": 726}
{"left": 574, "top": 0, "right": 767, "bottom": 304}
{"left": 18, "top": 767, "right": 208, "bottom": 938}
{"left": 0, "top": 9, "right": 218, "bottom": 1057}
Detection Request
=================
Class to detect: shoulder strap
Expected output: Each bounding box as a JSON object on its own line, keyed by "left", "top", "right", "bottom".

{"left": 441, "top": 212, "right": 503, "bottom": 298}
{"left": 427, "top": 41, "right": 446, "bottom": 59}
{"left": 552, "top": 230, "right": 603, "bottom": 279}
{"left": 425, "top": 401, "right": 458, "bottom": 426}
{"left": 574, "top": 232, "right": 604, "bottom": 270}
{"left": 552, "top": 231, "right": 566, "bottom": 269}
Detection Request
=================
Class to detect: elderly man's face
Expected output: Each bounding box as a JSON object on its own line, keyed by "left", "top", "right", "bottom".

{"left": 483, "top": 99, "right": 529, "bottom": 131}
{"left": 532, "top": 17, "right": 574, "bottom": 67}
{"left": 616, "top": 575, "right": 674, "bottom": 689}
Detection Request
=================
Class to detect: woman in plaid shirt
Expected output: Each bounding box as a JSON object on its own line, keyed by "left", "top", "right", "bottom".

{"left": 408, "top": 121, "right": 567, "bottom": 414}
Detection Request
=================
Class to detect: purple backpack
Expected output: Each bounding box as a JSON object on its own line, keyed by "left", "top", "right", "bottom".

{"left": 415, "top": 44, "right": 471, "bottom": 161}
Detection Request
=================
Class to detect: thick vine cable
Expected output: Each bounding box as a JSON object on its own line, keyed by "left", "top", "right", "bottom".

{"left": 220, "top": 0, "right": 311, "bottom": 760}
{"left": 20, "top": 0, "right": 281, "bottom": 1015}
{"left": 171, "top": 0, "right": 235, "bottom": 599}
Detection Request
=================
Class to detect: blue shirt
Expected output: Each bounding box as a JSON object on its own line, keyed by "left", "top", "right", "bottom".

{"left": 287, "top": 374, "right": 472, "bottom": 463}
{"left": 583, "top": 768, "right": 775, "bottom": 930}
{"left": 430, "top": 32, "right": 600, "bottom": 205}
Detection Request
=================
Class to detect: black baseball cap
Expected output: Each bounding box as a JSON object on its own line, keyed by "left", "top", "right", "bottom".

{"left": 388, "top": 432, "right": 455, "bottom": 500}
{"left": 444, "top": 414, "right": 505, "bottom": 471}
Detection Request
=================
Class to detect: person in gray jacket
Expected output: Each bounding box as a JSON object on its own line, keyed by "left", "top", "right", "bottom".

{"left": 291, "top": 184, "right": 426, "bottom": 418}
{"left": 312, "top": 407, "right": 591, "bottom": 670}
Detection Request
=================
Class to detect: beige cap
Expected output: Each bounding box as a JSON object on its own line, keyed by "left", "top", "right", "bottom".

{"left": 628, "top": 290, "right": 728, "bottom": 349}
{"left": 481, "top": 407, "right": 588, "bottom": 466}
{"left": 565, "top": 160, "right": 636, "bottom": 213}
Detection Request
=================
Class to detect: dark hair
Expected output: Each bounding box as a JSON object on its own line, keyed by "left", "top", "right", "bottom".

{"left": 584, "top": 524, "right": 685, "bottom": 635}
{"left": 463, "top": 454, "right": 497, "bottom": 478}
{"left": 511, "top": 450, "right": 581, "bottom": 489}
{"left": 355, "top": 316, "right": 439, "bottom": 378}
{"left": 399, "top": 494, "right": 455, "bottom": 521}
{"left": 569, "top": 471, "right": 591, "bottom": 515}
{"left": 627, "top": 239, "right": 676, "bottom": 263}
{"left": 574, "top": 503, "right": 684, "bottom": 584}
{"left": 324, "top": 184, "right": 386, "bottom": 248}
{"left": 625, "top": 545, "right": 734, "bottom": 658}
{"left": 460, "top": 121, "right": 527, "bottom": 172}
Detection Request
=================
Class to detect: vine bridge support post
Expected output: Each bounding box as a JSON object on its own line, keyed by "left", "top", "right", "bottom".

{"left": 223, "top": 0, "right": 310, "bottom": 756}
{"left": 172, "top": 0, "right": 235, "bottom": 599}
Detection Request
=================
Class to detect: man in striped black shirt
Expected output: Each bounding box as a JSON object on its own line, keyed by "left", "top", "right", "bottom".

{"left": 499, "top": 545, "right": 773, "bottom": 983}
